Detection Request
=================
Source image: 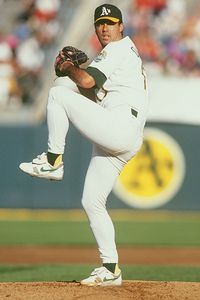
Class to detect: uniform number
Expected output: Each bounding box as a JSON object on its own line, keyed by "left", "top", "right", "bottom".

{"left": 141, "top": 64, "right": 147, "bottom": 90}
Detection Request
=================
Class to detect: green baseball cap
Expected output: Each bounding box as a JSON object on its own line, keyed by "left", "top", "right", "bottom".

{"left": 94, "top": 4, "right": 123, "bottom": 24}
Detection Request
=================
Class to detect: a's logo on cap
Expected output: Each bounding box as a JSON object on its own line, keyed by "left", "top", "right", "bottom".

{"left": 100, "top": 7, "right": 111, "bottom": 16}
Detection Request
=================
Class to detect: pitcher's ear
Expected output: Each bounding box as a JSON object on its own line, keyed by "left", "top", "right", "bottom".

{"left": 119, "top": 23, "right": 124, "bottom": 34}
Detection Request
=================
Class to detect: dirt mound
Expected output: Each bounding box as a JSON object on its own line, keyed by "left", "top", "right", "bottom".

{"left": 0, "top": 281, "right": 199, "bottom": 299}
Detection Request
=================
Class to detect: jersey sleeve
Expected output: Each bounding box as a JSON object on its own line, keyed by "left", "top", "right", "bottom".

{"left": 89, "top": 41, "right": 125, "bottom": 79}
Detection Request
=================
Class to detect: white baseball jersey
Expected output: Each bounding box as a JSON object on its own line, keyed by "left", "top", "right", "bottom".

{"left": 45, "top": 36, "right": 149, "bottom": 265}
{"left": 89, "top": 36, "right": 148, "bottom": 116}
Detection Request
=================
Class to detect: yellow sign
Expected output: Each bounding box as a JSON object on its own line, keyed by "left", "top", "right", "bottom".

{"left": 114, "top": 128, "right": 185, "bottom": 209}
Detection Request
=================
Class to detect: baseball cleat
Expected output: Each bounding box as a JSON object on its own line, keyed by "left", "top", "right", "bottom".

{"left": 80, "top": 266, "right": 122, "bottom": 286}
{"left": 19, "top": 152, "right": 64, "bottom": 181}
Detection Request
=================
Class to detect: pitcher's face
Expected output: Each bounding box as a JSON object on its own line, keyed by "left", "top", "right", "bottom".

{"left": 95, "top": 20, "right": 123, "bottom": 47}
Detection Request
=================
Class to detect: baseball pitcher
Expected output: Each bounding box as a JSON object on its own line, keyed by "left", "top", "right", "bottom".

{"left": 19, "top": 4, "right": 149, "bottom": 286}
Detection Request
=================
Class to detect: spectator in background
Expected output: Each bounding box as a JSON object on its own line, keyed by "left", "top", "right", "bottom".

{"left": 34, "top": 0, "right": 60, "bottom": 22}
{"left": 0, "top": 0, "right": 62, "bottom": 111}
{"left": 134, "top": 0, "right": 167, "bottom": 15}
{"left": 134, "top": 0, "right": 200, "bottom": 76}
{"left": 181, "top": 49, "right": 200, "bottom": 76}
{"left": 16, "top": 0, "right": 35, "bottom": 22}
{"left": 16, "top": 29, "right": 45, "bottom": 104}
{"left": 0, "top": 42, "right": 22, "bottom": 109}
{"left": 152, "top": 0, "right": 186, "bottom": 43}
{"left": 133, "top": 28, "right": 161, "bottom": 61}
{"left": 163, "top": 3, "right": 200, "bottom": 76}
{"left": 32, "top": 0, "right": 61, "bottom": 44}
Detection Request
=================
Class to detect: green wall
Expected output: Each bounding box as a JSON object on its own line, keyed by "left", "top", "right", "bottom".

{"left": 0, "top": 122, "right": 199, "bottom": 210}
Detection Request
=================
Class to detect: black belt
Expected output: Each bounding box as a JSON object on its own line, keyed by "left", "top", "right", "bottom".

{"left": 131, "top": 108, "right": 138, "bottom": 118}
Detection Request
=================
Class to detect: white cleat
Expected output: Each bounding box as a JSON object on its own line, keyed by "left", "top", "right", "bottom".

{"left": 19, "top": 152, "right": 64, "bottom": 181}
{"left": 80, "top": 266, "right": 122, "bottom": 287}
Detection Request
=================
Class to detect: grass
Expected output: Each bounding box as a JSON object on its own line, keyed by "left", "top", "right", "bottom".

{"left": 0, "top": 264, "right": 200, "bottom": 282}
{"left": 0, "top": 210, "right": 199, "bottom": 282}
{"left": 0, "top": 219, "right": 199, "bottom": 246}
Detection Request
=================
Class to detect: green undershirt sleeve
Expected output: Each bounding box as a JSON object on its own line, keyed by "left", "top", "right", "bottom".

{"left": 85, "top": 67, "right": 107, "bottom": 89}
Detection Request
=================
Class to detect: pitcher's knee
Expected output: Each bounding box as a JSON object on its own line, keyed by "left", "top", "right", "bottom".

{"left": 48, "top": 85, "right": 78, "bottom": 107}
{"left": 81, "top": 196, "right": 105, "bottom": 215}
{"left": 81, "top": 196, "right": 93, "bottom": 213}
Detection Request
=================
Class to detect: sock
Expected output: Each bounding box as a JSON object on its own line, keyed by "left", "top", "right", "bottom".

{"left": 47, "top": 152, "right": 62, "bottom": 167}
{"left": 103, "top": 263, "right": 119, "bottom": 274}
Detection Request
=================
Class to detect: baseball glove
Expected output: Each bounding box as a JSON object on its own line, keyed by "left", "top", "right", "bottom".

{"left": 54, "top": 46, "right": 89, "bottom": 77}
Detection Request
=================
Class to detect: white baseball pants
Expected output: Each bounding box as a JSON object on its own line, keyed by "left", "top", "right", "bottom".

{"left": 47, "top": 78, "right": 144, "bottom": 263}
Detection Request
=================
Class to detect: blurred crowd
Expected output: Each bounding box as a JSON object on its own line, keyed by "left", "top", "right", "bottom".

{"left": 1, "top": 0, "right": 200, "bottom": 112}
{"left": 90, "top": 0, "right": 200, "bottom": 77}
{"left": 0, "top": 0, "right": 61, "bottom": 110}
